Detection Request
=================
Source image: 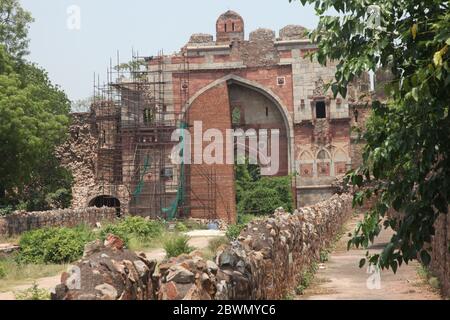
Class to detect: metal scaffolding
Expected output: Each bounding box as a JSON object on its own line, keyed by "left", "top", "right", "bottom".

{"left": 91, "top": 49, "right": 218, "bottom": 220}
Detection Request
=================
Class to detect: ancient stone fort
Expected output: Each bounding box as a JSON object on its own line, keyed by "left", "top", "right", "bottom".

{"left": 59, "top": 11, "right": 371, "bottom": 223}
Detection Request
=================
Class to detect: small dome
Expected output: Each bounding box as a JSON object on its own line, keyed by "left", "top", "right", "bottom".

{"left": 216, "top": 10, "right": 245, "bottom": 43}
{"left": 279, "top": 25, "right": 308, "bottom": 40}
{"left": 217, "top": 10, "right": 243, "bottom": 22}
{"left": 249, "top": 28, "right": 275, "bottom": 42}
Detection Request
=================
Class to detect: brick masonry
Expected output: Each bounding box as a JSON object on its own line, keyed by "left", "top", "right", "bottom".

{"left": 59, "top": 10, "right": 371, "bottom": 221}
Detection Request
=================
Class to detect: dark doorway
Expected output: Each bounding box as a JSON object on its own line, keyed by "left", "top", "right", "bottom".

{"left": 89, "top": 195, "right": 121, "bottom": 216}
{"left": 315, "top": 101, "right": 326, "bottom": 119}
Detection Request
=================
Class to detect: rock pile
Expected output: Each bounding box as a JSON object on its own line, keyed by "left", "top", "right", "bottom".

{"left": 52, "top": 235, "right": 157, "bottom": 300}
{"left": 53, "top": 194, "right": 353, "bottom": 300}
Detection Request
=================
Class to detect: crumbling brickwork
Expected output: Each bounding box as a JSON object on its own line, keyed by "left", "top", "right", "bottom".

{"left": 0, "top": 207, "right": 116, "bottom": 237}
{"left": 53, "top": 194, "right": 352, "bottom": 300}
{"left": 59, "top": 10, "right": 371, "bottom": 221}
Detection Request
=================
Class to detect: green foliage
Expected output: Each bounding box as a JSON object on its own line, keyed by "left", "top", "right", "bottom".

{"left": 226, "top": 224, "right": 246, "bottom": 240}
{"left": 0, "top": 0, "right": 33, "bottom": 59}
{"left": 99, "top": 216, "right": 165, "bottom": 246}
{"left": 320, "top": 249, "right": 330, "bottom": 263}
{"left": 175, "top": 221, "right": 188, "bottom": 232}
{"left": 291, "top": 0, "right": 450, "bottom": 270}
{"left": 14, "top": 282, "right": 50, "bottom": 300}
{"left": 238, "top": 177, "right": 293, "bottom": 215}
{"left": 0, "top": 2, "right": 71, "bottom": 210}
{"left": 17, "top": 226, "right": 94, "bottom": 264}
{"left": 0, "top": 205, "right": 13, "bottom": 216}
{"left": 295, "top": 262, "right": 318, "bottom": 295}
{"left": 235, "top": 161, "right": 293, "bottom": 216}
{"left": 163, "top": 234, "right": 194, "bottom": 258}
{"left": 237, "top": 213, "right": 258, "bottom": 225}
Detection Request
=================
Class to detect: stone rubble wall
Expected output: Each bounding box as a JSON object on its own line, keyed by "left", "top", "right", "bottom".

{"left": 53, "top": 193, "right": 352, "bottom": 300}
{"left": 430, "top": 212, "right": 450, "bottom": 297}
{"left": 53, "top": 236, "right": 157, "bottom": 300}
{"left": 0, "top": 207, "right": 116, "bottom": 237}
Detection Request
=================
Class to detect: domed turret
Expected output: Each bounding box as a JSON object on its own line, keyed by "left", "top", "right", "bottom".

{"left": 216, "top": 10, "right": 245, "bottom": 43}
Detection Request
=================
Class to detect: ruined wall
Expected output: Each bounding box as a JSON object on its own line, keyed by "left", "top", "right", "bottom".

{"left": 57, "top": 113, "right": 130, "bottom": 215}
{"left": 430, "top": 213, "right": 450, "bottom": 297}
{"left": 54, "top": 193, "right": 352, "bottom": 300}
{"left": 0, "top": 207, "right": 116, "bottom": 237}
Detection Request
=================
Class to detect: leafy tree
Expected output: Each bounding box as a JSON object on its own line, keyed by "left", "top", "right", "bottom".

{"left": 0, "top": 1, "right": 72, "bottom": 210}
{"left": 291, "top": 0, "right": 450, "bottom": 271}
{"left": 0, "top": 0, "right": 33, "bottom": 59}
{"left": 0, "top": 46, "right": 70, "bottom": 203}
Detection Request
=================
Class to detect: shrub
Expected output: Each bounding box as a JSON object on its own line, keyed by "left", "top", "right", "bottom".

{"left": 235, "top": 160, "right": 293, "bottom": 216}
{"left": 175, "top": 222, "right": 188, "bottom": 232}
{"left": 99, "top": 216, "right": 164, "bottom": 246}
{"left": 99, "top": 224, "right": 130, "bottom": 246}
{"left": 163, "top": 234, "right": 193, "bottom": 258}
{"left": 226, "top": 224, "right": 246, "bottom": 240}
{"left": 17, "top": 226, "right": 94, "bottom": 264}
{"left": 0, "top": 205, "right": 13, "bottom": 216}
{"left": 15, "top": 283, "right": 50, "bottom": 300}
{"left": 237, "top": 213, "right": 258, "bottom": 225}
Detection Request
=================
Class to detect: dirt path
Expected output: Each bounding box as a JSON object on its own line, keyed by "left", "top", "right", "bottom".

{"left": 297, "top": 215, "right": 441, "bottom": 300}
{"left": 0, "top": 230, "right": 225, "bottom": 300}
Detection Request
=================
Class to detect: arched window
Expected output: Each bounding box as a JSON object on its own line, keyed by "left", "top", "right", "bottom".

{"left": 232, "top": 22, "right": 235, "bottom": 31}
{"left": 224, "top": 23, "right": 227, "bottom": 32}
{"left": 317, "top": 150, "right": 330, "bottom": 160}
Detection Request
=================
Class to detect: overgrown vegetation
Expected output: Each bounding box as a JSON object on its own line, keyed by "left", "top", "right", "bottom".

{"left": 14, "top": 282, "right": 50, "bottom": 300}
{"left": 235, "top": 161, "right": 293, "bottom": 216}
{"left": 99, "top": 216, "right": 165, "bottom": 248}
{"left": 295, "top": 262, "right": 318, "bottom": 295}
{"left": 163, "top": 234, "right": 194, "bottom": 258}
{"left": 227, "top": 160, "right": 293, "bottom": 240}
{"left": 17, "top": 225, "right": 94, "bottom": 264}
{"left": 291, "top": 0, "right": 450, "bottom": 271}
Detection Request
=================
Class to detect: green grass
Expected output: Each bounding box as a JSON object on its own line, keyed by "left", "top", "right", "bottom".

{"left": 163, "top": 234, "right": 194, "bottom": 258}
{"left": 0, "top": 256, "right": 66, "bottom": 292}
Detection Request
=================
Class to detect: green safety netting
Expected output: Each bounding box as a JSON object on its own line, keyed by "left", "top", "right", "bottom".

{"left": 132, "top": 122, "right": 187, "bottom": 220}
{"left": 162, "top": 122, "right": 187, "bottom": 220}
{"left": 132, "top": 154, "right": 151, "bottom": 198}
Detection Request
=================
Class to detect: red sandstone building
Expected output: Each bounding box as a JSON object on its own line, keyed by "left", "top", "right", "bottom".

{"left": 62, "top": 11, "right": 370, "bottom": 223}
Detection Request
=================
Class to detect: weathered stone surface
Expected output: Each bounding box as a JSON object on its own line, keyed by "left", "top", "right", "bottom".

{"left": 279, "top": 25, "right": 308, "bottom": 40}
{"left": 155, "top": 193, "right": 352, "bottom": 300}
{"left": 188, "top": 33, "right": 214, "bottom": 45}
{"left": 53, "top": 194, "right": 353, "bottom": 300}
{"left": 0, "top": 207, "right": 116, "bottom": 237}
{"left": 52, "top": 239, "right": 157, "bottom": 300}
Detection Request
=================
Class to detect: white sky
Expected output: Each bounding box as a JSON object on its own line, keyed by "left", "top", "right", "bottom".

{"left": 20, "top": 0, "right": 319, "bottom": 101}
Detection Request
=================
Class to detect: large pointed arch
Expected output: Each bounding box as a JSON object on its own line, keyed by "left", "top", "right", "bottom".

{"left": 185, "top": 74, "right": 294, "bottom": 173}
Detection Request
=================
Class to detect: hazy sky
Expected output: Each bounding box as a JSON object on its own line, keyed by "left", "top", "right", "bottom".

{"left": 19, "top": 0, "right": 319, "bottom": 101}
